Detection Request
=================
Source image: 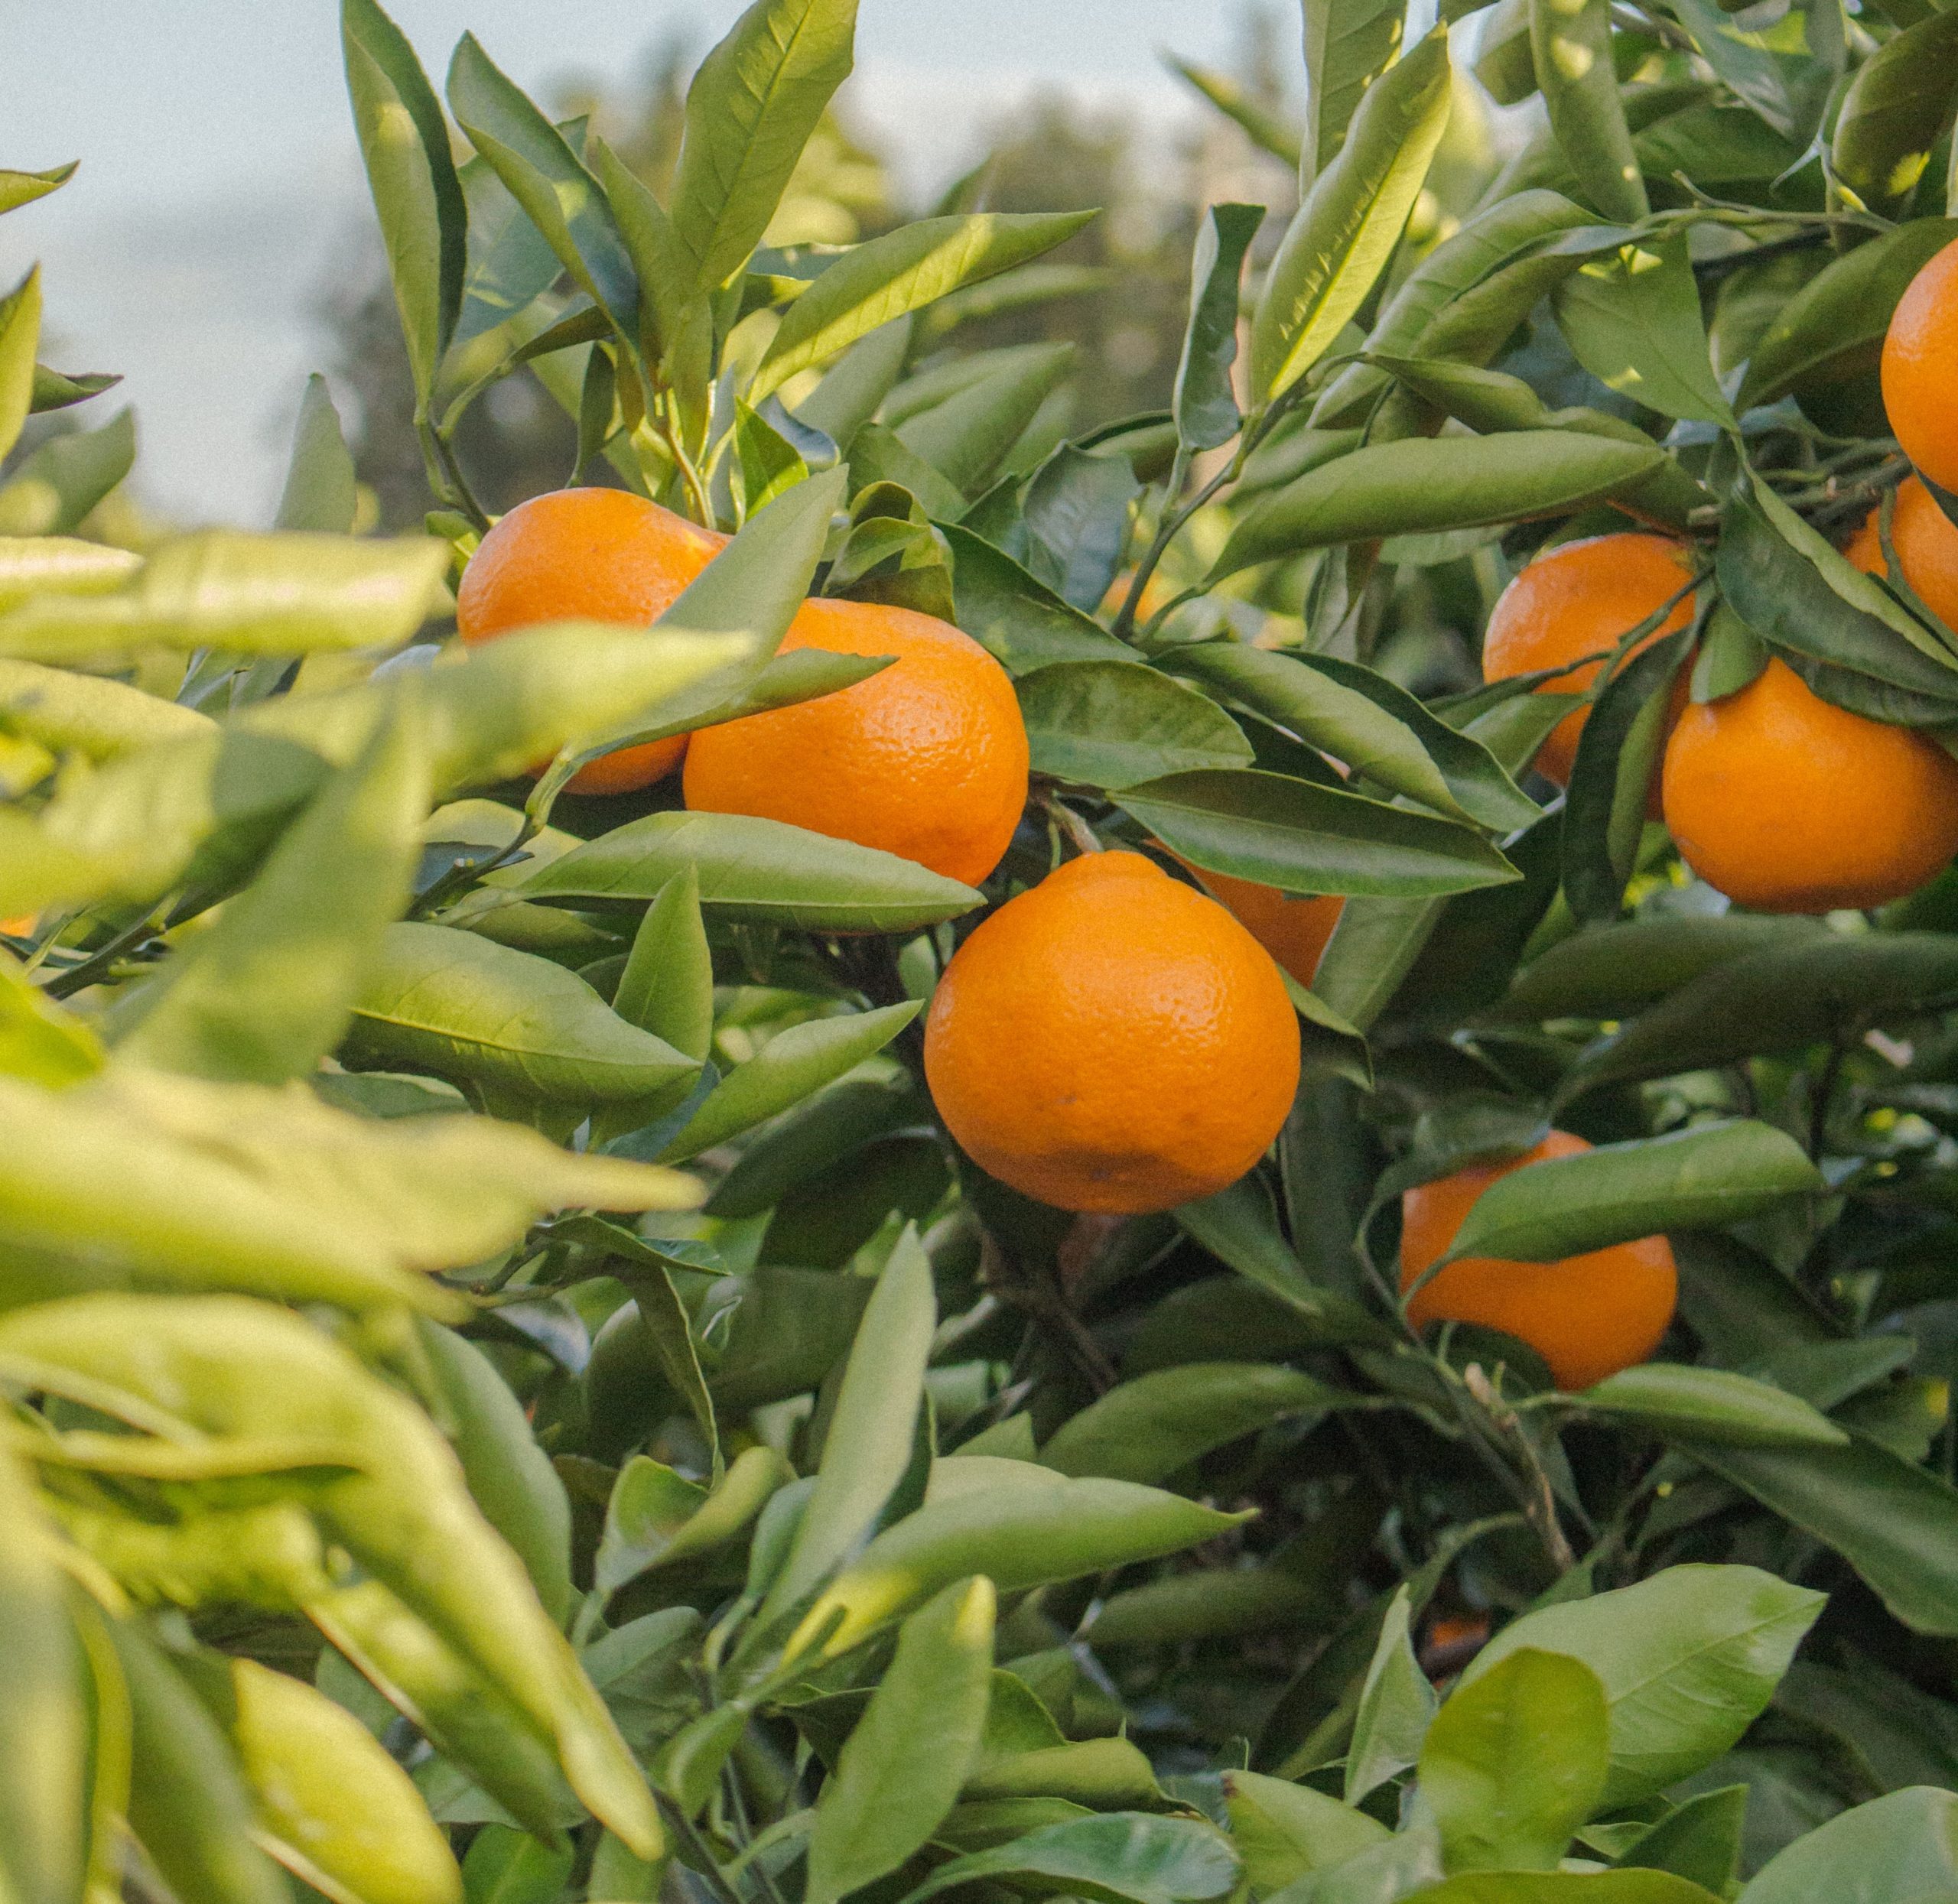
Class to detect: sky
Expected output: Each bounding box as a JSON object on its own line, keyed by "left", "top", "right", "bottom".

{"left": 0, "top": 2, "right": 1259, "bottom": 525}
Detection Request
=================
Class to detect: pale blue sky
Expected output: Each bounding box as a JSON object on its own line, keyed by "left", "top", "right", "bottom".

{"left": 0, "top": 2, "right": 1258, "bottom": 521}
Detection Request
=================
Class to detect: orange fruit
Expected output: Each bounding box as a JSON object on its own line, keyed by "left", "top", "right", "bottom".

{"left": 1178, "top": 862, "right": 1343, "bottom": 987}
{"left": 683, "top": 597, "right": 1028, "bottom": 886}
{"left": 456, "top": 488, "right": 727, "bottom": 794}
{"left": 1882, "top": 236, "right": 1958, "bottom": 495}
{"left": 1, "top": 916, "right": 32, "bottom": 937}
{"left": 1481, "top": 533, "right": 1697, "bottom": 787}
{"left": 1400, "top": 1130, "right": 1676, "bottom": 1390}
{"left": 1846, "top": 476, "right": 1958, "bottom": 633}
{"left": 923, "top": 850, "right": 1301, "bottom": 1213}
{"left": 1661, "top": 656, "right": 1958, "bottom": 912}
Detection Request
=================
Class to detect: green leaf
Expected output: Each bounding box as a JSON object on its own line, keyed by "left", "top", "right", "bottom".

{"left": 416, "top": 1319, "right": 574, "bottom": 1624}
{"left": 657, "top": 1002, "right": 919, "bottom": 1162}
{"left": 0, "top": 537, "right": 140, "bottom": 612}
{"left": 763, "top": 1225, "right": 936, "bottom": 1622}
{"left": 0, "top": 163, "right": 75, "bottom": 216}
{"left": 795, "top": 316, "right": 912, "bottom": 450}
{"left": 753, "top": 211, "right": 1094, "bottom": 402}
{"left": 1345, "top": 1584, "right": 1436, "bottom": 1802}
{"left": 1040, "top": 1364, "right": 1351, "bottom": 1485}
{"left": 1462, "top": 1564, "right": 1823, "bottom": 1804}
{"left": 1221, "top": 1768, "right": 1389, "bottom": 1890}
{"left": 520, "top": 811, "right": 983, "bottom": 933}
{"left": 0, "top": 954, "right": 101, "bottom": 1088}
{"left": 0, "top": 268, "right": 43, "bottom": 466}
{"left": 896, "top": 342, "right": 1077, "bottom": 496}
{"left": 112, "top": 701, "right": 427, "bottom": 1086}
{"left": 670, "top": 0, "right": 860, "bottom": 293}
{"left": 446, "top": 137, "right": 581, "bottom": 366}
{"left": 1421, "top": 1649, "right": 1609, "bottom": 1872}
{"left": 1166, "top": 60, "right": 1302, "bottom": 168}
{"left": 1577, "top": 1364, "right": 1848, "bottom": 1449}
{"left": 1174, "top": 204, "right": 1264, "bottom": 452}
{"left": 341, "top": 0, "right": 467, "bottom": 401}
{"left": 704, "top": 1074, "right": 919, "bottom": 1218}
{"left": 1433, "top": 1121, "right": 1821, "bottom": 1269}
{"left": 1736, "top": 220, "right": 1958, "bottom": 414}
{"left": 1530, "top": 0, "right": 1647, "bottom": 222}
{"left": 1016, "top": 660, "right": 1253, "bottom": 789}
{"left": 0, "top": 531, "right": 447, "bottom": 661}
{"left": 1167, "top": 644, "right": 1540, "bottom": 832}
{"left": 1668, "top": 0, "right": 1840, "bottom": 151}
{"left": 1566, "top": 933, "right": 1958, "bottom": 1093}
{"left": 1020, "top": 444, "right": 1141, "bottom": 612}
{"left": 446, "top": 36, "right": 639, "bottom": 340}
{"left": 275, "top": 375, "right": 358, "bottom": 534}
{"left": 1737, "top": 1785, "right": 1958, "bottom": 1903}
{"left": 0, "top": 1447, "right": 87, "bottom": 1904}
{"left": 1615, "top": 1785, "right": 1746, "bottom": 1893}
{"left": 1496, "top": 914, "right": 1820, "bottom": 1021}
{"left": 613, "top": 869, "right": 714, "bottom": 1064}
{"left": 789, "top": 1476, "right": 1247, "bottom": 1660}
{"left": 0, "top": 406, "right": 135, "bottom": 538}
{"left": 1688, "top": 599, "right": 1767, "bottom": 704}
{"left": 1301, "top": 0, "right": 1408, "bottom": 182}
{"left": 806, "top": 1577, "right": 995, "bottom": 1904}
{"left": 1833, "top": 13, "right": 1958, "bottom": 208}
{"left": 1409, "top": 1875, "right": 1719, "bottom": 1901}
{"left": 1114, "top": 768, "right": 1521, "bottom": 899}
{"left": 943, "top": 523, "right": 1137, "bottom": 673}
{"left": 1683, "top": 1431, "right": 1958, "bottom": 1637}
{"left": 897, "top": 1814, "right": 1238, "bottom": 1904}
{"left": 343, "top": 922, "right": 698, "bottom": 1109}
{"left": 461, "top": 1825, "right": 572, "bottom": 1904}
{"left": 1210, "top": 432, "right": 1667, "bottom": 582}
{"left": 1553, "top": 236, "right": 1732, "bottom": 426}
{"left": 1250, "top": 29, "right": 1453, "bottom": 401}
{"left": 700, "top": 1267, "right": 873, "bottom": 1411}
{"left": 595, "top": 1444, "right": 791, "bottom": 1595}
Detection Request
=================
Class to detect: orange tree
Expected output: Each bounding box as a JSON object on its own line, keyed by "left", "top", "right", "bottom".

{"left": 9, "top": 0, "right": 1958, "bottom": 1899}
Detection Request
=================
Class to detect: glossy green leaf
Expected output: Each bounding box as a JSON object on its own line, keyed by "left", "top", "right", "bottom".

{"left": 1301, "top": 0, "right": 1407, "bottom": 181}
{"left": 1250, "top": 29, "right": 1452, "bottom": 401}
{"left": 1831, "top": 11, "right": 1958, "bottom": 209}
{"left": 521, "top": 811, "right": 983, "bottom": 932}
{"left": 597, "top": 1444, "right": 792, "bottom": 1595}
{"left": 899, "top": 1813, "right": 1238, "bottom": 1904}
{"left": 1434, "top": 1121, "right": 1821, "bottom": 1269}
{"left": 1041, "top": 1363, "right": 1350, "bottom": 1485}
{"left": 1166, "top": 60, "right": 1303, "bottom": 167}
{"left": 1211, "top": 432, "right": 1666, "bottom": 582}
{"left": 275, "top": 374, "right": 358, "bottom": 533}
{"left": 0, "top": 405, "right": 135, "bottom": 537}
{"left": 1410, "top": 1876, "right": 1718, "bottom": 1902}
{"left": 896, "top": 341, "right": 1076, "bottom": 496}
{"left": 1614, "top": 1785, "right": 1746, "bottom": 1893}
{"left": 1019, "top": 444, "right": 1140, "bottom": 611}
{"left": 1421, "top": 1649, "right": 1609, "bottom": 1871}
{"left": 670, "top": 0, "right": 859, "bottom": 293}
{"left": 114, "top": 700, "right": 428, "bottom": 1085}
{"left": 699, "top": 1266, "right": 872, "bottom": 1411}
{"left": 806, "top": 1577, "right": 995, "bottom": 1904}
{"left": 1174, "top": 203, "right": 1264, "bottom": 452}
{"left": 446, "top": 35, "right": 639, "bottom": 338}
{"left": 1553, "top": 236, "right": 1732, "bottom": 426}
{"left": 1566, "top": 933, "right": 1958, "bottom": 1092}
{"left": 1668, "top": 0, "right": 1839, "bottom": 151}
{"left": 341, "top": 0, "right": 467, "bottom": 400}
{"left": 1016, "top": 659, "right": 1253, "bottom": 789}
{"left": 1463, "top": 1564, "right": 1823, "bottom": 1803}
{"left": 659, "top": 1001, "right": 917, "bottom": 1162}
{"left": 0, "top": 163, "right": 75, "bottom": 216}
{"left": 0, "top": 531, "right": 447, "bottom": 661}
{"left": 1114, "top": 768, "right": 1521, "bottom": 899}
{"left": 1738, "top": 1785, "right": 1958, "bottom": 1903}
{"left": 461, "top": 1824, "right": 574, "bottom": 1904}
{"left": 613, "top": 869, "right": 713, "bottom": 1064}
{"left": 1345, "top": 1584, "right": 1436, "bottom": 1802}
{"left": 1221, "top": 1768, "right": 1389, "bottom": 1889}
{"left": 943, "top": 522, "right": 1137, "bottom": 672}
{"left": 704, "top": 1074, "right": 920, "bottom": 1218}
{"left": 227, "top": 1655, "right": 463, "bottom": 1904}
{"left": 417, "top": 1319, "right": 574, "bottom": 1624}
{"left": 1167, "top": 643, "right": 1539, "bottom": 832}
{"left": 343, "top": 922, "right": 698, "bottom": 1107}
{"left": 1577, "top": 1365, "right": 1848, "bottom": 1449}
{"left": 1683, "top": 1431, "right": 1958, "bottom": 1637}
{"left": 754, "top": 211, "right": 1094, "bottom": 401}
{"left": 763, "top": 1224, "right": 935, "bottom": 1621}
{"left": 795, "top": 315, "right": 912, "bottom": 449}
{"left": 1530, "top": 0, "right": 1647, "bottom": 221}
{"left": 790, "top": 1474, "right": 1247, "bottom": 1659}
{"left": 1496, "top": 915, "right": 1820, "bottom": 1021}
{"left": 0, "top": 268, "right": 42, "bottom": 466}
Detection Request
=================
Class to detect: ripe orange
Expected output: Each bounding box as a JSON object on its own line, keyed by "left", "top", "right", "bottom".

{"left": 1177, "top": 862, "right": 1343, "bottom": 987}
{"left": 1846, "top": 476, "right": 1958, "bottom": 634}
{"left": 1400, "top": 1130, "right": 1676, "bottom": 1390}
{"left": 1481, "top": 533, "right": 1697, "bottom": 786}
{"left": 1882, "top": 236, "right": 1958, "bottom": 495}
{"left": 683, "top": 597, "right": 1028, "bottom": 886}
{"left": 923, "top": 850, "right": 1301, "bottom": 1213}
{"left": 1, "top": 916, "right": 32, "bottom": 937}
{"left": 456, "top": 488, "right": 727, "bottom": 794}
{"left": 1661, "top": 656, "right": 1958, "bottom": 912}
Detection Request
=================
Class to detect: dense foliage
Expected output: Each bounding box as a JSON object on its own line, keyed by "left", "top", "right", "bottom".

{"left": 8, "top": 0, "right": 1958, "bottom": 1900}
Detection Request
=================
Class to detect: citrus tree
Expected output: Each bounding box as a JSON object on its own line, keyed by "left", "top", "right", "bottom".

{"left": 7, "top": 0, "right": 1958, "bottom": 1900}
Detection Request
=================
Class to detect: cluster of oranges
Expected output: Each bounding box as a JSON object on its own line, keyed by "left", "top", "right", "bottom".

{"left": 446, "top": 236, "right": 1958, "bottom": 1394}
